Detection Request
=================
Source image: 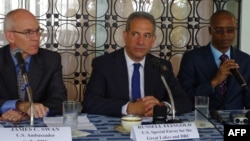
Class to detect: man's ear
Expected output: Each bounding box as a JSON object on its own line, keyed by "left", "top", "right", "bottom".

{"left": 5, "top": 31, "right": 15, "bottom": 43}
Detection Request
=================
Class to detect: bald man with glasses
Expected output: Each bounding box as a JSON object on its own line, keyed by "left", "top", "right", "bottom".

{"left": 0, "top": 8, "right": 67, "bottom": 122}
{"left": 178, "top": 10, "right": 250, "bottom": 111}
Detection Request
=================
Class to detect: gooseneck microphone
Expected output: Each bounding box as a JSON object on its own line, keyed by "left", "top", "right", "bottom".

{"left": 231, "top": 69, "right": 248, "bottom": 92}
{"left": 151, "top": 58, "right": 181, "bottom": 123}
{"left": 13, "top": 48, "right": 34, "bottom": 126}
{"left": 13, "top": 48, "right": 26, "bottom": 74}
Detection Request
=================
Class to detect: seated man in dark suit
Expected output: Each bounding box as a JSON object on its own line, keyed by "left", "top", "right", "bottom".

{"left": 178, "top": 10, "right": 250, "bottom": 110}
{"left": 83, "top": 11, "right": 192, "bottom": 117}
{"left": 0, "top": 9, "right": 67, "bottom": 122}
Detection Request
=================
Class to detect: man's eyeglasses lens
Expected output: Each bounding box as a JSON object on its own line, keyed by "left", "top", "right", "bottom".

{"left": 211, "top": 27, "right": 236, "bottom": 34}
{"left": 12, "top": 28, "right": 44, "bottom": 38}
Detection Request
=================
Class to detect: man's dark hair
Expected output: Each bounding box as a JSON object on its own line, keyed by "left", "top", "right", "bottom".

{"left": 125, "top": 11, "right": 156, "bottom": 34}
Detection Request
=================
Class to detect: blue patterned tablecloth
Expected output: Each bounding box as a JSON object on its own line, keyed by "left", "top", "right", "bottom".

{"left": 0, "top": 110, "right": 235, "bottom": 141}
{"left": 73, "top": 110, "right": 230, "bottom": 141}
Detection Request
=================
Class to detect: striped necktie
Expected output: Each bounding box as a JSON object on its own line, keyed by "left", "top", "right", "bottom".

{"left": 219, "top": 54, "right": 229, "bottom": 97}
{"left": 17, "top": 69, "right": 25, "bottom": 100}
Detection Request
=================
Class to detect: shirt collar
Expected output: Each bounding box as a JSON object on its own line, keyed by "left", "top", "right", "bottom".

{"left": 210, "top": 43, "right": 231, "bottom": 67}
{"left": 124, "top": 49, "right": 145, "bottom": 68}
{"left": 210, "top": 43, "right": 231, "bottom": 59}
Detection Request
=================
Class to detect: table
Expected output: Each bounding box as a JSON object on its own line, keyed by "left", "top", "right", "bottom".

{"left": 0, "top": 110, "right": 233, "bottom": 141}
{"left": 77, "top": 112, "right": 225, "bottom": 141}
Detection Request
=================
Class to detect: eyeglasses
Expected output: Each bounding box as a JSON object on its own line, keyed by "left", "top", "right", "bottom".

{"left": 11, "top": 28, "right": 44, "bottom": 38}
{"left": 210, "top": 26, "right": 236, "bottom": 35}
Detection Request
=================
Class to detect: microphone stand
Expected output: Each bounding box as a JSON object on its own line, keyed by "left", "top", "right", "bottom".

{"left": 21, "top": 72, "right": 34, "bottom": 126}
{"left": 151, "top": 58, "right": 181, "bottom": 123}
{"left": 160, "top": 74, "right": 181, "bottom": 123}
{"left": 14, "top": 48, "right": 34, "bottom": 126}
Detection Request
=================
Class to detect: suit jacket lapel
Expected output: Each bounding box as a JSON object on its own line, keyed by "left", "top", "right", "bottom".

{"left": 1, "top": 47, "right": 18, "bottom": 98}
{"left": 202, "top": 45, "right": 219, "bottom": 79}
{"left": 226, "top": 47, "right": 241, "bottom": 99}
{"left": 144, "top": 55, "right": 155, "bottom": 96}
{"left": 113, "top": 49, "right": 129, "bottom": 99}
{"left": 204, "top": 45, "right": 218, "bottom": 70}
{"left": 28, "top": 55, "right": 43, "bottom": 94}
{"left": 203, "top": 45, "right": 225, "bottom": 100}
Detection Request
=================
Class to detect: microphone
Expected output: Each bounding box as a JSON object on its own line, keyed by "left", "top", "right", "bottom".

{"left": 210, "top": 110, "right": 227, "bottom": 125}
{"left": 151, "top": 58, "right": 168, "bottom": 73}
{"left": 13, "top": 48, "right": 34, "bottom": 126}
{"left": 231, "top": 69, "right": 248, "bottom": 92}
{"left": 231, "top": 49, "right": 248, "bottom": 92}
{"left": 151, "top": 58, "right": 181, "bottom": 123}
{"left": 13, "top": 48, "right": 26, "bottom": 74}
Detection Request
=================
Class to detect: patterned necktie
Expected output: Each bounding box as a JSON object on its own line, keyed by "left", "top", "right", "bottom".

{"left": 132, "top": 63, "right": 141, "bottom": 101}
{"left": 17, "top": 70, "right": 25, "bottom": 100}
{"left": 219, "top": 54, "right": 229, "bottom": 97}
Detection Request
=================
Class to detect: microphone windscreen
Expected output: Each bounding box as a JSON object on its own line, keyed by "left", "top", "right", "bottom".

{"left": 13, "top": 48, "right": 22, "bottom": 56}
{"left": 13, "top": 48, "right": 23, "bottom": 62}
{"left": 13, "top": 48, "right": 26, "bottom": 73}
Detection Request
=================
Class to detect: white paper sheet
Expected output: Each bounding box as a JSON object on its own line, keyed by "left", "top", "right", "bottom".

{"left": 43, "top": 115, "right": 97, "bottom": 130}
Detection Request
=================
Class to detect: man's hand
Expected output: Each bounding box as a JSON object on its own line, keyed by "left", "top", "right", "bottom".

{"left": 211, "top": 59, "right": 239, "bottom": 88}
{"left": 17, "top": 101, "right": 49, "bottom": 118}
{"left": 142, "top": 96, "right": 162, "bottom": 117}
{"left": 127, "top": 99, "right": 145, "bottom": 116}
{"left": 1, "top": 109, "right": 29, "bottom": 122}
{"left": 127, "top": 96, "right": 161, "bottom": 117}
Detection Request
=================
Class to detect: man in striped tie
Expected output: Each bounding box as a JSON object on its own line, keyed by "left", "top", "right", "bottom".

{"left": 178, "top": 10, "right": 250, "bottom": 110}
{"left": 0, "top": 9, "right": 67, "bottom": 122}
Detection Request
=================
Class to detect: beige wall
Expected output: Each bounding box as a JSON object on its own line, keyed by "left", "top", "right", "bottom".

{"left": 240, "top": 0, "right": 250, "bottom": 54}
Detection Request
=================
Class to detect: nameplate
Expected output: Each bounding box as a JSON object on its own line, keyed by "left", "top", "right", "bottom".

{"left": 130, "top": 122, "right": 199, "bottom": 141}
{"left": 0, "top": 127, "right": 71, "bottom": 141}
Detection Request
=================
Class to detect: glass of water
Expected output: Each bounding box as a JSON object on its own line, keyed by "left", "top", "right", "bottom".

{"left": 63, "top": 101, "right": 79, "bottom": 132}
{"left": 195, "top": 96, "right": 209, "bottom": 128}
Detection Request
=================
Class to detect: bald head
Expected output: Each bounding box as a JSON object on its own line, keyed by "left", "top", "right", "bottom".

{"left": 4, "top": 9, "right": 37, "bottom": 32}
{"left": 210, "top": 10, "right": 236, "bottom": 26}
{"left": 209, "top": 10, "right": 237, "bottom": 52}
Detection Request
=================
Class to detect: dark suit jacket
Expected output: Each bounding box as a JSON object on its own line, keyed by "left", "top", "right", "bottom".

{"left": 83, "top": 48, "right": 192, "bottom": 117}
{"left": 178, "top": 44, "right": 250, "bottom": 110}
{"left": 0, "top": 45, "right": 67, "bottom": 116}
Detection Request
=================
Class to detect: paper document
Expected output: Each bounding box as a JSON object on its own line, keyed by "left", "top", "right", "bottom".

{"left": 43, "top": 115, "right": 97, "bottom": 130}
